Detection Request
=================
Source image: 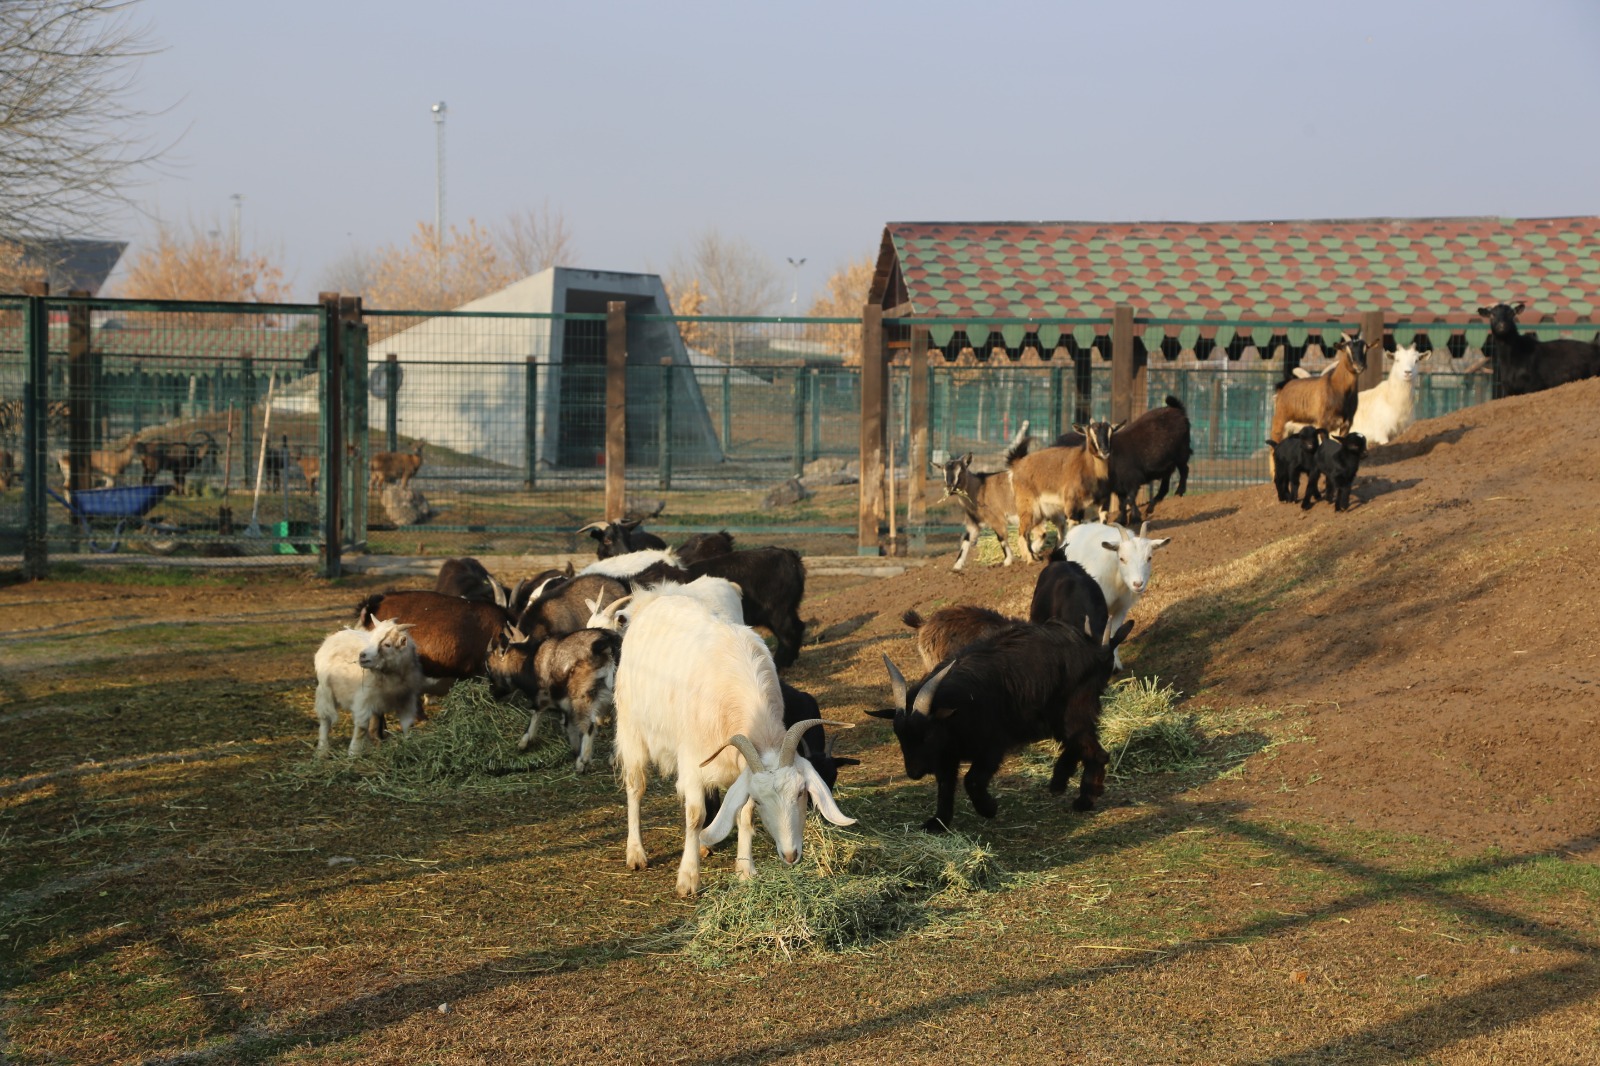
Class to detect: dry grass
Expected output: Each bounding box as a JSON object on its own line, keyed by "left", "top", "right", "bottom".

{"left": 674, "top": 823, "right": 1004, "bottom": 964}
{"left": 271, "top": 679, "right": 573, "bottom": 800}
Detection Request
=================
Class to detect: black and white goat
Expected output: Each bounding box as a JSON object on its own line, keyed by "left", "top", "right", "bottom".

{"left": 487, "top": 626, "right": 623, "bottom": 771}
{"left": 1477, "top": 302, "right": 1600, "bottom": 397}
{"left": 628, "top": 546, "right": 808, "bottom": 669}
{"left": 939, "top": 420, "right": 1028, "bottom": 570}
{"left": 578, "top": 517, "right": 668, "bottom": 559}
{"left": 872, "top": 619, "right": 1133, "bottom": 832}
{"left": 613, "top": 594, "right": 855, "bottom": 896}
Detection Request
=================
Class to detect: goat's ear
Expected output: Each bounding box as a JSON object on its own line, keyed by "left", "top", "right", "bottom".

{"left": 1513, "top": 302, "right": 1525, "bottom": 314}
{"left": 865, "top": 707, "right": 898, "bottom": 720}
{"left": 1149, "top": 537, "right": 1171, "bottom": 550}
{"left": 799, "top": 759, "right": 856, "bottom": 827}
{"left": 1476, "top": 306, "right": 1493, "bottom": 318}
{"left": 1100, "top": 540, "right": 1118, "bottom": 553}
{"left": 699, "top": 773, "right": 752, "bottom": 847}
{"left": 960, "top": 452, "right": 973, "bottom": 467}
{"left": 1111, "top": 420, "right": 1127, "bottom": 433}
{"left": 1108, "top": 620, "right": 1135, "bottom": 649}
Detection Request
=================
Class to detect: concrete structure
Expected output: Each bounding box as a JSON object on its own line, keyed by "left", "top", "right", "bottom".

{"left": 280, "top": 267, "right": 724, "bottom": 469}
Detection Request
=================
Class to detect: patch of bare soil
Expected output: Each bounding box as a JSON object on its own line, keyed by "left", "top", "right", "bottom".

{"left": 812, "top": 376, "right": 1600, "bottom": 856}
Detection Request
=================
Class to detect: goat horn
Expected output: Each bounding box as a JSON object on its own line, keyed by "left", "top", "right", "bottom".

{"left": 779, "top": 719, "right": 854, "bottom": 768}
{"left": 883, "top": 654, "right": 908, "bottom": 711}
{"left": 576, "top": 521, "right": 608, "bottom": 534}
{"left": 911, "top": 660, "right": 956, "bottom": 719}
{"left": 1138, "top": 521, "right": 1150, "bottom": 538}
{"left": 700, "top": 733, "right": 765, "bottom": 771}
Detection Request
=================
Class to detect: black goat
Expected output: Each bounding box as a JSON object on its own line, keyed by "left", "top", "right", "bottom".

{"left": 579, "top": 517, "right": 668, "bottom": 558}
{"left": 139, "top": 431, "right": 215, "bottom": 496}
{"left": 514, "top": 574, "right": 628, "bottom": 645}
{"left": 1302, "top": 432, "right": 1367, "bottom": 512}
{"left": 1477, "top": 302, "right": 1600, "bottom": 397}
{"left": 870, "top": 619, "right": 1133, "bottom": 832}
{"left": 1028, "top": 550, "right": 1109, "bottom": 643}
{"left": 434, "top": 557, "right": 510, "bottom": 606}
{"left": 1268, "top": 425, "right": 1323, "bottom": 503}
{"left": 781, "top": 681, "right": 859, "bottom": 791}
{"left": 677, "top": 530, "right": 735, "bottom": 566}
{"left": 631, "top": 546, "right": 807, "bottom": 669}
{"left": 1061, "top": 396, "right": 1190, "bottom": 525}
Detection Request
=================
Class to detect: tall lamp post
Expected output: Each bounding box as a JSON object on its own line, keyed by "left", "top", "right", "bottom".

{"left": 431, "top": 101, "right": 447, "bottom": 293}
{"left": 786, "top": 256, "right": 806, "bottom": 313}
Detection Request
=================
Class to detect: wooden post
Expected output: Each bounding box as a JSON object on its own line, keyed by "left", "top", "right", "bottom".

{"left": 66, "top": 291, "right": 92, "bottom": 492}
{"left": 857, "top": 305, "right": 885, "bottom": 554}
{"left": 908, "top": 326, "right": 929, "bottom": 552}
{"left": 658, "top": 357, "right": 674, "bottom": 491}
{"left": 605, "top": 301, "right": 627, "bottom": 521}
{"left": 524, "top": 355, "right": 539, "bottom": 490}
{"left": 1110, "top": 304, "right": 1144, "bottom": 424}
{"left": 319, "top": 292, "right": 344, "bottom": 578}
{"left": 1050, "top": 363, "right": 1065, "bottom": 441}
{"left": 385, "top": 352, "right": 400, "bottom": 452}
{"left": 22, "top": 282, "right": 49, "bottom": 579}
{"left": 1360, "top": 309, "right": 1386, "bottom": 392}
{"left": 791, "top": 368, "right": 805, "bottom": 478}
{"left": 808, "top": 367, "right": 821, "bottom": 461}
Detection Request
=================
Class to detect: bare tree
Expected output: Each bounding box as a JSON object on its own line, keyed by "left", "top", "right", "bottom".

{"left": 807, "top": 255, "right": 874, "bottom": 365}
{"left": 321, "top": 245, "right": 377, "bottom": 297}
{"left": 0, "top": 1, "right": 164, "bottom": 239}
{"left": 666, "top": 229, "right": 785, "bottom": 319}
{"left": 499, "top": 202, "right": 578, "bottom": 276}
{"left": 116, "top": 218, "right": 289, "bottom": 303}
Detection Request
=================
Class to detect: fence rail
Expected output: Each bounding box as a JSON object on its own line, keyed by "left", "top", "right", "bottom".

{"left": 3, "top": 292, "right": 1589, "bottom": 574}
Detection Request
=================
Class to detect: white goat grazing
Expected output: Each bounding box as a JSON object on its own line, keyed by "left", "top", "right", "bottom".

{"left": 1064, "top": 521, "right": 1170, "bottom": 670}
{"left": 314, "top": 618, "right": 423, "bottom": 757}
{"left": 585, "top": 575, "right": 744, "bottom": 633}
{"left": 612, "top": 594, "right": 856, "bottom": 896}
{"left": 1351, "top": 344, "right": 1426, "bottom": 445}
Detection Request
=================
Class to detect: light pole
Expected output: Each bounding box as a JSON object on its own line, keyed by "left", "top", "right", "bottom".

{"left": 431, "top": 101, "right": 447, "bottom": 293}
{"left": 786, "top": 256, "right": 806, "bottom": 313}
{"left": 229, "top": 193, "right": 243, "bottom": 257}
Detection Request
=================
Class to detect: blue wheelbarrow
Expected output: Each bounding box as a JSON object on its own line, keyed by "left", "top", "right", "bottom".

{"left": 45, "top": 483, "right": 183, "bottom": 554}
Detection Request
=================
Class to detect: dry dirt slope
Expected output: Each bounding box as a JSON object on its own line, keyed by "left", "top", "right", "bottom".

{"left": 808, "top": 376, "right": 1600, "bottom": 856}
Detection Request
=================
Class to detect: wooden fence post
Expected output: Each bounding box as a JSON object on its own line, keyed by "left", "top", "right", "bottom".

{"left": 857, "top": 305, "right": 886, "bottom": 554}
{"left": 1110, "top": 304, "right": 1144, "bottom": 424}
{"left": 524, "top": 356, "right": 539, "bottom": 490}
{"left": 1360, "top": 309, "right": 1386, "bottom": 392}
{"left": 605, "top": 301, "right": 627, "bottom": 521}
{"left": 658, "top": 357, "right": 674, "bottom": 492}
{"left": 21, "top": 282, "right": 49, "bottom": 579}
{"left": 908, "top": 326, "right": 929, "bottom": 552}
{"left": 66, "top": 291, "right": 92, "bottom": 492}
{"left": 318, "top": 292, "right": 344, "bottom": 578}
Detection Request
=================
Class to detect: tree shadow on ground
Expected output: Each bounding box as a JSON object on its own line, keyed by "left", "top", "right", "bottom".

{"left": 1364, "top": 425, "right": 1472, "bottom": 466}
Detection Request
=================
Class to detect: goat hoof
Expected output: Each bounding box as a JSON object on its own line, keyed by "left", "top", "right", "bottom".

{"left": 922, "top": 816, "right": 951, "bottom": 834}
{"left": 1072, "top": 796, "right": 1097, "bottom": 813}
{"left": 675, "top": 873, "right": 700, "bottom": 897}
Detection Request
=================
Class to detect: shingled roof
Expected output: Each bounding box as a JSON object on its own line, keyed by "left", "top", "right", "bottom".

{"left": 873, "top": 217, "right": 1600, "bottom": 327}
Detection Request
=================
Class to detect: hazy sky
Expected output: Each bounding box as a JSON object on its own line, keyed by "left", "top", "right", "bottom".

{"left": 114, "top": 0, "right": 1600, "bottom": 305}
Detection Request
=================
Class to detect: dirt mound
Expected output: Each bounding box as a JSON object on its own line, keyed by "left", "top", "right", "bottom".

{"left": 811, "top": 377, "right": 1600, "bottom": 855}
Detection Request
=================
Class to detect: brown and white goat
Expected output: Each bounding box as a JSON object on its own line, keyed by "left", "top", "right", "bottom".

{"left": 1005, "top": 422, "right": 1115, "bottom": 562}
{"left": 938, "top": 420, "right": 1029, "bottom": 570}
{"left": 57, "top": 436, "right": 144, "bottom": 488}
{"left": 487, "top": 627, "right": 623, "bottom": 771}
{"left": 1268, "top": 333, "right": 1368, "bottom": 478}
{"left": 369, "top": 440, "right": 424, "bottom": 489}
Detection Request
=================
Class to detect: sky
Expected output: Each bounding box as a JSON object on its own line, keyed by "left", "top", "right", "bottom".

{"left": 110, "top": 0, "right": 1600, "bottom": 305}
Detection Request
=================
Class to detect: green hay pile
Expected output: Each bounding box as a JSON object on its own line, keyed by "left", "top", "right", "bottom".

{"left": 1099, "top": 675, "right": 1202, "bottom": 778}
{"left": 275, "top": 678, "right": 575, "bottom": 799}
{"left": 678, "top": 822, "right": 1004, "bottom": 964}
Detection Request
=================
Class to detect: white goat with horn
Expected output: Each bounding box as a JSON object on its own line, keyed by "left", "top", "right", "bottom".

{"left": 613, "top": 594, "right": 856, "bottom": 896}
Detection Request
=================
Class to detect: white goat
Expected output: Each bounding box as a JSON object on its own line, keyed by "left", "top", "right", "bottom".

{"left": 313, "top": 618, "right": 423, "bottom": 757}
{"left": 585, "top": 575, "right": 744, "bottom": 633}
{"left": 612, "top": 595, "right": 855, "bottom": 897}
{"left": 1064, "top": 521, "right": 1171, "bottom": 670}
{"left": 1351, "top": 344, "right": 1426, "bottom": 445}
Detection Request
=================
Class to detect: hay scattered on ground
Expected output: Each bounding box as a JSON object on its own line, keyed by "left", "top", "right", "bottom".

{"left": 272, "top": 679, "right": 576, "bottom": 799}
{"left": 676, "top": 822, "right": 1004, "bottom": 964}
{"left": 1100, "top": 675, "right": 1202, "bottom": 778}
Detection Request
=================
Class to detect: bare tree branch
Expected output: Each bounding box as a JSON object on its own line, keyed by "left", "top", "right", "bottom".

{"left": 499, "top": 202, "right": 578, "bottom": 276}
{"left": 0, "top": 1, "right": 165, "bottom": 240}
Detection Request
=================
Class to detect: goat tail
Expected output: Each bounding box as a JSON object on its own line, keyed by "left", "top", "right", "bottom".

{"left": 1004, "top": 435, "right": 1032, "bottom": 467}
{"left": 901, "top": 609, "right": 925, "bottom": 630}
{"left": 1163, "top": 395, "right": 1186, "bottom": 412}
{"left": 354, "top": 593, "right": 384, "bottom": 627}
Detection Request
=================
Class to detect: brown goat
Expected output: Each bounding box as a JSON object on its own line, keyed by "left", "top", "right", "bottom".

{"left": 0, "top": 448, "right": 14, "bottom": 491}
{"left": 1268, "top": 333, "right": 1369, "bottom": 478}
{"left": 295, "top": 449, "right": 320, "bottom": 493}
{"left": 57, "top": 436, "right": 144, "bottom": 488}
{"left": 355, "top": 589, "right": 509, "bottom": 703}
{"left": 902, "top": 605, "right": 1020, "bottom": 672}
{"left": 1006, "top": 422, "right": 1115, "bottom": 562}
{"left": 139, "top": 431, "right": 216, "bottom": 495}
{"left": 369, "top": 440, "right": 424, "bottom": 489}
